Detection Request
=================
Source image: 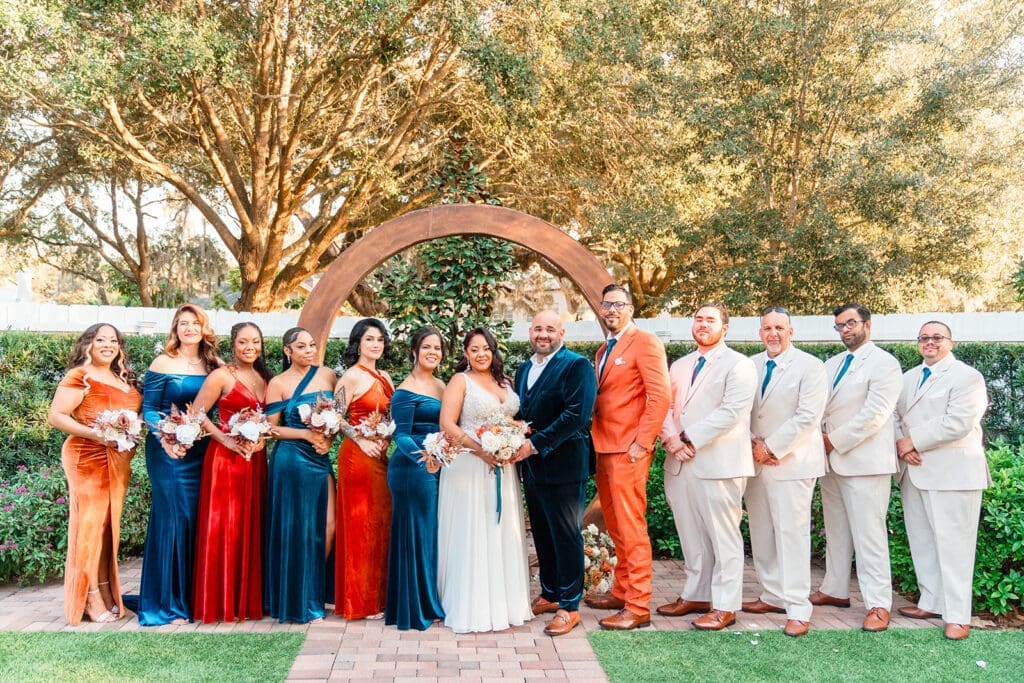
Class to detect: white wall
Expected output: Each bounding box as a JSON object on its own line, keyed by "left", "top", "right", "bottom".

{"left": 1, "top": 303, "right": 1022, "bottom": 343}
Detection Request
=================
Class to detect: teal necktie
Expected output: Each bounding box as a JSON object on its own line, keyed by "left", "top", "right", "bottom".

{"left": 691, "top": 356, "right": 706, "bottom": 384}
{"left": 917, "top": 366, "right": 931, "bottom": 391}
{"left": 599, "top": 338, "right": 617, "bottom": 378}
{"left": 761, "top": 359, "right": 776, "bottom": 397}
{"left": 832, "top": 353, "right": 854, "bottom": 389}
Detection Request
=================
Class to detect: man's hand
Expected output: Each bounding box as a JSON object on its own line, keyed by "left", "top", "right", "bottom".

{"left": 628, "top": 441, "right": 650, "bottom": 463}
{"left": 512, "top": 440, "right": 534, "bottom": 464}
{"left": 822, "top": 433, "right": 834, "bottom": 454}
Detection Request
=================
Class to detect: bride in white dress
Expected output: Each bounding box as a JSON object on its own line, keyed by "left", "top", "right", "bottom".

{"left": 437, "top": 327, "right": 533, "bottom": 633}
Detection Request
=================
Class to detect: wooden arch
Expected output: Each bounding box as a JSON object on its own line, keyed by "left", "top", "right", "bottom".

{"left": 297, "top": 203, "right": 612, "bottom": 359}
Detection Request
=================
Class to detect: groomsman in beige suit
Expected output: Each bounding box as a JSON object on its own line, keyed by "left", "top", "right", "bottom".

{"left": 658, "top": 302, "right": 757, "bottom": 631}
{"left": 814, "top": 303, "right": 902, "bottom": 632}
{"left": 742, "top": 307, "right": 828, "bottom": 638}
{"left": 895, "top": 321, "right": 989, "bottom": 640}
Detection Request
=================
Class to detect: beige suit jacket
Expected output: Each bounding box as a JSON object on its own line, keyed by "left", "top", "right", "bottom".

{"left": 895, "top": 356, "right": 991, "bottom": 491}
{"left": 660, "top": 343, "right": 757, "bottom": 479}
{"left": 750, "top": 348, "right": 828, "bottom": 481}
{"left": 823, "top": 342, "right": 902, "bottom": 477}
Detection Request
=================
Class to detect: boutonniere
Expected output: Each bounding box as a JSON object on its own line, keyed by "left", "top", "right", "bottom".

{"left": 614, "top": 357, "right": 625, "bottom": 366}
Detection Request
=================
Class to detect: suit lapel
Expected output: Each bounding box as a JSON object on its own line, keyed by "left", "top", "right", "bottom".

{"left": 527, "top": 346, "right": 567, "bottom": 399}
{"left": 759, "top": 353, "right": 789, "bottom": 403}
{"left": 905, "top": 362, "right": 948, "bottom": 412}
{"left": 598, "top": 326, "right": 637, "bottom": 389}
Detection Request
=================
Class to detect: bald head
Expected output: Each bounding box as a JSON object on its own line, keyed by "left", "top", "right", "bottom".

{"left": 529, "top": 310, "right": 565, "bottom": 358}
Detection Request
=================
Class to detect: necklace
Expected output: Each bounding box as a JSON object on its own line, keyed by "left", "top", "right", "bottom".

{"left": 185, "top": 356, "right": 204, "bottom": 368}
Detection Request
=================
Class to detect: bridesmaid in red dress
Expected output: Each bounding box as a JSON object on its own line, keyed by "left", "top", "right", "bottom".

{"left": 192, "top": 322, "right": 272, "bottom": 622}
{"left": 335, "top": 318, "right": 394, "bottom": 619}
{"left": 48, "top": 323, "right": 142, "bottom": 625}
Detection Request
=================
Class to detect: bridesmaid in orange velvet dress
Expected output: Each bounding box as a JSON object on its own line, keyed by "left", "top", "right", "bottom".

{"left": 48, "top": 323, "right": 142, "bottom": 625}
{"left": 335, "top": 318, "right": 394, "bottom": 619}
{"left": 192, "top": 322, "right": 271, "bottom": 622}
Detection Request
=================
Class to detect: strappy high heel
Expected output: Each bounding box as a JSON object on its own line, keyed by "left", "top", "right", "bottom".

{"left": 98, "top": 581, "right": 120, "bottom": 616}
{"left": 83, "top": 589, "right": 117, "bottom": 623}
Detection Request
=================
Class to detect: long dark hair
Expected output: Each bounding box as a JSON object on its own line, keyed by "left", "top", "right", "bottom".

{"left": 230, "top": 322, "right": 272, "bottom": 383}
{"left": 409, "top": 326, "right": 444, "bottom": 365}
{"left": 455, "top": 327, "right": 509, "bottom": 387}
{"left": 280, "top": 326, "right": 309, "bottom": 371}
{"left": 343, "top": 318, "right": 391, "bottom": 367}
{"left": 68, "top": 323, "right": 137, "bottom": 388}
{"left": 165, "top": 303, "right": 221, "bottom": 373}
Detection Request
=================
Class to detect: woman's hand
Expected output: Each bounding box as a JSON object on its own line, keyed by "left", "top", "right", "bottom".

{"left": 159, "top": 436, "right": 188, "bottom": 459}
{"left": 354, "top": 436, "right": 383, "bottom": 459}
{"left": 305, "top": 430, "right": 332, "bottom": 455}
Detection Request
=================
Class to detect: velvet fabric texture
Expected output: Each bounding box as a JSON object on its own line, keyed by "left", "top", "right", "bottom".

{"left": 335, "top": 366, "right": 393, "bottom": 618}
{"left": 264, "top": 366, "right": 335, "bottom": 624}
{"left": 192, "top": 381, "right": 267, "bottom": 623}
{"left": 59, "top": 367, "right": 141, "bottom": 625}
{"left": 384, "top": 389, "right": 445, "bottom": 630}
{"left": 128, "top": 371, "right": 208, "bottom": 626}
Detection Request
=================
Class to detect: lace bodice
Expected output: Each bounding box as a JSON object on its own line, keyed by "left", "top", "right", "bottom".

{"left": 459, "top": 372, "right": 520, "bottom": 441}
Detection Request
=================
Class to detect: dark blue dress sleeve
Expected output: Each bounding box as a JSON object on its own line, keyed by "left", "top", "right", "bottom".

{"left": 390, "top": 391, "right": 422, "bottom": 460}
{"left": 142, "top": 370, "right": 169, "bottom": 431}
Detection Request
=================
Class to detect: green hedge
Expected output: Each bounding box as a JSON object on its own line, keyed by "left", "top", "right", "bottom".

{"left": 1, "top": 331, "right": 1022, "bottom": 616}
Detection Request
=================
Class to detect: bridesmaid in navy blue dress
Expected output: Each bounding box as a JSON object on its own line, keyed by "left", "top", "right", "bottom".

{"left": 132, "top": 304, "right": 221, "bottom": 625}
{"left": 385, "top": 326, "right": 447, "bottom": 630}
{"left": 264, "top": 327, "right": 338, "bottom": 623}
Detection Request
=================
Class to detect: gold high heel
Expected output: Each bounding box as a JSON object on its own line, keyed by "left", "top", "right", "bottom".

{"left": 83, "top": 589, "right": 117, "bottom": 624}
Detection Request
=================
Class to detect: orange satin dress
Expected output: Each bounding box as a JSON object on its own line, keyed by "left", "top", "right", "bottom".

{"left": 58, "top": 367, "right": 142, "bottom": 625}
{"left": 335, "top": 366, "right": 393, "bottom": 618}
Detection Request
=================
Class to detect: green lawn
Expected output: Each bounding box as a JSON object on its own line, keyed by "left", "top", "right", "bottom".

{"left": 0, "top": 632, "right": 304, "bottom": 681}
{"left": 589, "top": 629, "right": 1024, "bottom": 682}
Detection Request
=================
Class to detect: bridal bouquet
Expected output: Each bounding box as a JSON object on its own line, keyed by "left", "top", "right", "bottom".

{"left": 227, "top": 406, "right": 272, "bottom": 460}
{"left": 355, "top": 408, "right": 396, "bottom": 441}
{"left": 92, "top": 409, "right": 144, "bottom": 452}
{"left": 156, "top": 403, "right": 208, "bottom": 459}
{"left": 416, "top": 432, "right": 468, "bottom": 473}
{"left": 582, "top": 523, "right": 617, "bottom": 596}
{"left": 297, "top": 393, "right": 346, "bottom": 436}
{"left": 475, "top": 413, "right": 530, "bottom": 466}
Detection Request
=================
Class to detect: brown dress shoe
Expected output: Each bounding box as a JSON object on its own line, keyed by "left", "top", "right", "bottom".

{"left": 862, "top": 607, "right": 890, "bottom": 632}
{"left": 897, "top": 605, "right": 941, "bottom": 620}
{"left": 809, "top": 591, "right": 851, "bottom": 608}
{"left": 784, "top": 619, "right": 810, "bottom": 637}
{"left": 692, "top": 609, "right": 736, "bottom": 631}
{"left": 741, "top": 599, "right": 786, "bottom": 614}
{"left": 585, "top": 592, "right": 626, "bottom": 610}
{"left": 531, "top": 596, "right": 559, "bottom": 616}
{"left": 544, "top": 610, "right": 580, "bottom": 636}
{"left": 656, "top": 598, "right": 712, "bottom": 617}
{"left": 944, "top": 623, "right": 970, "bottom": 640}
{"left": 599, "top": 608, "right": 652, "bottom": 630}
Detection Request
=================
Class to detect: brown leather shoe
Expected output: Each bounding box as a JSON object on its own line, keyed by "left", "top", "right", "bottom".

{"left": 585, "top": 592, "right": 626, "bottom": 610}
{"left": 531, "top": 595, "right": 559, "bottom": 615}
{"left": 809, "top": 591, "right": 851, "bottom": 608}
{"left": 897, "top": 605, "right": 940, "bottom": 620}
{"left": 862, "top": 607, "right": 890, "bottom": 632}
{"left": 544, "top": 609, "right": 580, "bottom": 636}
{"left": 944, "top": 623, "right": 970, "bottom": 640}
{"left": 741, "top": 599, "right": 786, "bottom": 614}
{"left": 656, "top": 598, "right": 712, "bottom": 617}
{"left": 692, "top": 609, "right": 736, "bottom": 631}
{"left": 599, "top": 608, "right": 651, "bottom": 630}
{"left": 784, "top": 619, "right": 810, "bottom": 637}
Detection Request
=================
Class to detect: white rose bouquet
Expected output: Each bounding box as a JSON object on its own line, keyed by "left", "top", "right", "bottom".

{"left": 92, "top": 408, "right": 144, "bottom": 452}
{"left": 155, "top": 403, "right": 209, "bottom": 459}
{"left": 475, "top": 413, "right": 530, "bottom": 466}
{"left": 297, "top": 393, "right": 346, "bottom": 437}
{"left": 416, "top": 432, "right": 468, "bottom": 473}
{"left": 582, "top": 523, "right": 617, "bottom": 596}
{"left": 226, "top": 406, "right": 273, "bottom": 460}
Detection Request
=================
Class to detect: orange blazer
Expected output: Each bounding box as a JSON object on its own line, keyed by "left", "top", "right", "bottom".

{"left": 591, "top": 325, "right": 671, "bottom": 453}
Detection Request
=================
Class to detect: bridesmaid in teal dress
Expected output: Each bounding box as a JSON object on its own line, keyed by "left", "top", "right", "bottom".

{"left": 264, "top": 327, "right": 338, "bottom": 623}
{"left": 385, "top": 326, "right": 447, "bottom": 630}
{"left": 132, "top": 304, "right": 221, "bottom": 625}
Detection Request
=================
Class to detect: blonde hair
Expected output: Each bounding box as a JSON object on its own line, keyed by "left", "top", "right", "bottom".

{"left": 164, "top": 303, "right": 221, "bottom": 373}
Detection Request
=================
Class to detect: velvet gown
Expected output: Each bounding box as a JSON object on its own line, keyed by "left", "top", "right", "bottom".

{"left": 192, "top": 380, "right": 267, "bottom": 623}
{"left": 264, "top": 366, "right": 335, "bottom": 623}
{"left": 335, "top": 366, "right": 393, "bottom": 618}
{"left": 130, "top": 371, "right": 209, "bottom": 626}
{"left": 58, "top": 367, "right": 142, "bottom": 625}
{"left": 384, "top": 389, "right": 445, "bottom": 630}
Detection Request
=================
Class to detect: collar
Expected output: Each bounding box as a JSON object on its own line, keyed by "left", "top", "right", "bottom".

{"left": 607, "top": 322, "right": 634, "bottom": 342}
{"left": 531, "top": 343, "right": 563, "bottom": 366}
{"left": 765, "top": 345, "right": 793, "bottom": 364}
{"left": 845, "top": 340, "right": 876, "bottom": 361}
{"left": 698, "top": 341, "right": 728, "bottom": 362}
{"left": 922, "top": 352, "right": 955, "bottom": 372}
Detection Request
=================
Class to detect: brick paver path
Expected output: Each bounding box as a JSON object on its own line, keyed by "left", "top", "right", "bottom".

{"left": 0, "top": 556, "right": 993, "bottom": 681}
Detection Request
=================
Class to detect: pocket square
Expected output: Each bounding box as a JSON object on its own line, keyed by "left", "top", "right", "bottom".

{"left": 614, "top": 357, "right": 625, "bottom": 366}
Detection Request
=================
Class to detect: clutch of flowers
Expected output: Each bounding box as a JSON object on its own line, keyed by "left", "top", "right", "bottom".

{"left": 155, "top": 403, "right": 209, "bottom": 459}
{"left": 297, "top": 393, "right": 346, "bottom": 436}
{"left": 226, "top": 406, "right": 272, "bottom": 460}
{"left": 475, "top": 413, "right": 530, "bottom": 466}
{"left": 416, "top": 432, "right": 469, "bottom": 473}
{"left": 355, "top": 408, "right": 396, "bottom": 442}
{"left": 92, "top": 408, "right": 144, "bottom": 452}
{"left": 582, "top": 523, "right": 617, "bottom": 596}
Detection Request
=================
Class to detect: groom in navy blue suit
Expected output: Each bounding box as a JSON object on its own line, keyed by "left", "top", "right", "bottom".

{"left": 513, "top": 311, "right": 598, "bottom": 636}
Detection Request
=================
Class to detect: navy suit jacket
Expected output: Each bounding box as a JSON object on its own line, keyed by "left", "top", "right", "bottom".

{"left": 515, "top": 345, "right": 597, "bottom": 486}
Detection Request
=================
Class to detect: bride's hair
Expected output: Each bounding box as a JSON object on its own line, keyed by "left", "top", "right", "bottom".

{"left": 455, "top": 327, "right": 509, "bottom": 387}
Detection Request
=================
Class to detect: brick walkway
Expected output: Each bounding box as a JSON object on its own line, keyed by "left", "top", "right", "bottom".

{"left": 0, "top": 556, "right": 991, "bottom": 682}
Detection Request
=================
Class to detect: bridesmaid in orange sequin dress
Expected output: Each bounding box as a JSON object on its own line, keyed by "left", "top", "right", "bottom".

{"left": 335, "top": 318, "right": 394, "bottom": 619}
{"left": 192, "top": 322, "right": 271, "bottom": 622}
{"left": 48, "top": 323, "right": 142, "bottom": 625}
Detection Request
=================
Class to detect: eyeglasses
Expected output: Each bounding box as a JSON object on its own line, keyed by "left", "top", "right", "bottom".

{"left": 833, "top": 320, "right": 864, "bottom": 331}
{"left": 600, "top": 301, "right": 631, "bottom": 311}
{"left": 917, "top": 335, "right": 950, "bottom": 344}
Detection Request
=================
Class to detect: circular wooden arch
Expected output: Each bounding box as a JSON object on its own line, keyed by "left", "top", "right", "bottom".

{"left": 297, "top": 203, "right": 612, "bottom": 359}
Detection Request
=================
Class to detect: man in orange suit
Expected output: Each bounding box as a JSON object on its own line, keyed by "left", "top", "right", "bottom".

{"left": 586, "top": 284, "right": 671, "bottom": 630}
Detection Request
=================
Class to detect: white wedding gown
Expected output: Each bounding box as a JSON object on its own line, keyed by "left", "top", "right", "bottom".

{"left": 437, "top": 372, "right": 533, "bottom": 633}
